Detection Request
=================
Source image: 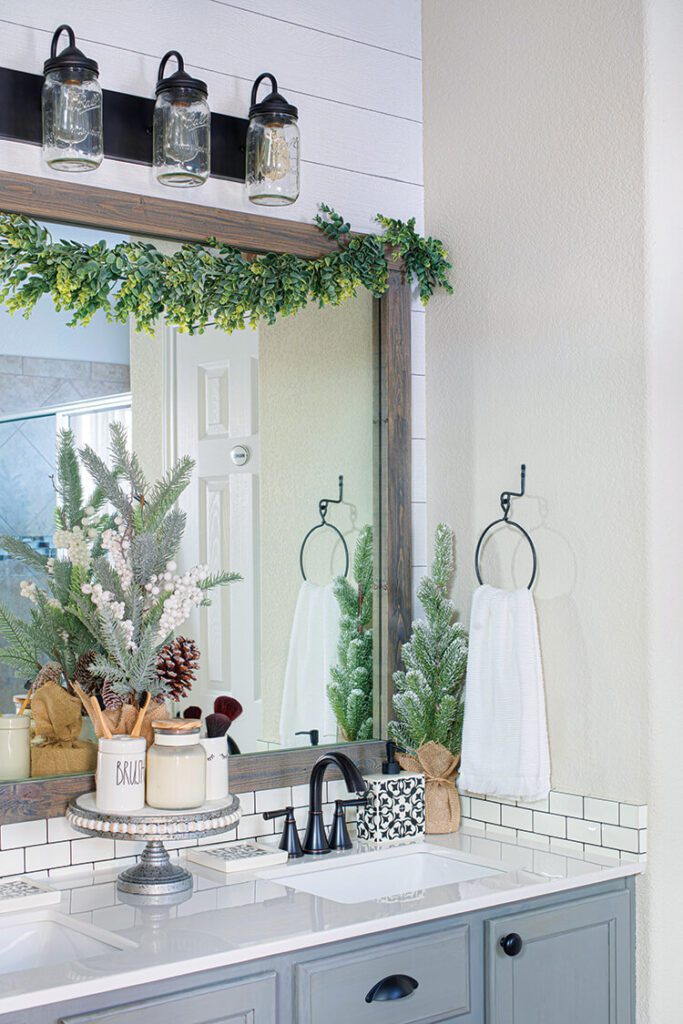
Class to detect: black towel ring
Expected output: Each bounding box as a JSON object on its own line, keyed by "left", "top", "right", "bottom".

{"left": 474, "top": 465, "right": 537, "bottom": 589}
{"left": 299, "top": 475, "right": 350, "bottom": 581}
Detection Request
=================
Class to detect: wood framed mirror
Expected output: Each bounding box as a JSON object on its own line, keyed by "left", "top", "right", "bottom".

{"left": 0, "top": 171, "right": 412, "bottom": 822}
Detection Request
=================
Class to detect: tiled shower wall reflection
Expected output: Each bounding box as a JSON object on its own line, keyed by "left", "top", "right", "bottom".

{"left": 0, "top": 354, "right": 130, "bottom": 709}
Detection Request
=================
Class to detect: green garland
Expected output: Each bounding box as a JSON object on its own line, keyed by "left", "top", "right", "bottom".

{"left": 0, "top": 204, "right": 452, "bottom": 336}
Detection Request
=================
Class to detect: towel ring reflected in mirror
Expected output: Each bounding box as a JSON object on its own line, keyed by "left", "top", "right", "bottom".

{"left": 474, "top": 464, "right": 538, "bottom": 590}
{"left": 299, "top": 474, "right": 350, "bottom": 581}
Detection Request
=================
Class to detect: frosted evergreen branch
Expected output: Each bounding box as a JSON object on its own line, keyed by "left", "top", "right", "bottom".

{"left": 0, "top": 536, "right": 49, "bottom": 573}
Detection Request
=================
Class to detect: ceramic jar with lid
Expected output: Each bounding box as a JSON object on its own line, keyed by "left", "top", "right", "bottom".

{"left": 96, "top": 735, "right": 146, "bottom": 814}
{"left": 146, "top": 720, "right": 207, "bottom": 810}
{"left": 0, "top": 715, "right": 31, "bottom": 781}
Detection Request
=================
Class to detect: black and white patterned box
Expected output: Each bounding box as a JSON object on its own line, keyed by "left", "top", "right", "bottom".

{"left": 357, "top": 772, "right": 425, "bottom": 843}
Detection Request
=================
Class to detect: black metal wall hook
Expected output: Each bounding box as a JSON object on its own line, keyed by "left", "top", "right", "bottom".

{"left": 299, "top": 475, "right": 350, "bottom": 580}
{"left": 474, "top": 464, "right": 537, "bottom": 589}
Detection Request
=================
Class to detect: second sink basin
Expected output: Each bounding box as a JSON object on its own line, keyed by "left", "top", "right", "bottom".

{"left": 262, "top": 846, "right": 501, "bottom": 904}
{"left": 0, "top": 908, "right": 137, "bottom": 974}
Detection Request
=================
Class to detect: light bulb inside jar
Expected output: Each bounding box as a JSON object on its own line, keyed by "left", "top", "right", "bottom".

{"left": 163, "top": 104, "right": 202, "bottom": 164}
{"left": 260, "top": 124, "right": 291, "bottom": 181}
{"left": 53, "top": 81, "right": 95, "bottom": 144}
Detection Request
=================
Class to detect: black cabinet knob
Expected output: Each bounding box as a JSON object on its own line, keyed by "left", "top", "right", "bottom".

{"left": 365, "top": 974, "right": 418, "bottom": 1003}
{"left": 500, "top": 932, "right": 523, "bottom": 957}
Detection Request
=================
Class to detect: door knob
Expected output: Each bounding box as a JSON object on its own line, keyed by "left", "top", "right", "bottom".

{"left": 500, "top": 932, "right": 523, "bottom": 957}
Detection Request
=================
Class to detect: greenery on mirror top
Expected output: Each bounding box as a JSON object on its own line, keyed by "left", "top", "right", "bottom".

{"left": 328, "top": 525, "right": 374, "bottom": 742}
{"left": 0, "top": 205, "right": 452, "bottom": 336}
{"left": 389, "top": 523, "right": 468, "bottom": 757}
{"left": 0, "top": 423, "right": 239, "bottom": 709}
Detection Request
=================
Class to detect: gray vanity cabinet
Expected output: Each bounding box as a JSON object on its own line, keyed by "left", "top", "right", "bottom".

{"left": 58, "top": 971, "right": 277, "bottom": 1024}
{"left": 485, "top": 891, "right": 632, "bottom": 1024}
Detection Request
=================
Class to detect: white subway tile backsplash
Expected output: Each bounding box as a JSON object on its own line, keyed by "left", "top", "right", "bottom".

{"left": 601, "top": 824, "right": 640, "bottom": 854}
{"left": 71, "top": 838, "right": 115, "bottom": 864}
{"left": 549, "top": 792, "right": 584, "bottom": 818}
{"left": 1, "top": 819, "right": 46, "bottom": 849}
{"left": 412, "top": 442, "right": 427, "bottom": 501}
{"left": 470, "top": 798, "right": 501, "bottom": 825}
{"left": 25, "top": 841, "right": 71, "bottom": 872}
{"left": 583, "top": 797, "right": 619, "bottom": 825}
{"left": 47, "top": 817, "right": 81, "bottom": 843}
{"left": 486, "top": 823, "right": 517, "bottom": 842}
{"left": 516, "top": 830, "right": 550, "bottom": 851}
{"left": 501, "top": 805, "right": 533, "bottom": 831}
{"left": 567, "top": 818, "right": 602, "bottom": 845}
{"left": 533, "top": 812, "right": 566, "bottom": 839}
{"left": 517, "top": 796, "right": 550, "bottom": 812}
{"left": 550, "top": 838, "right": 585, "bottom": 858}
{"left": 584, "top": 844, "right": 621, "bottom": 866}
{"left": 0, "top": 848, "right": 24, "bottom": 876}
{"left": 254, "top": 787, "right": 291, "bottom": 814}
{"left": 619, "top": 803, "right": 647, "bottom": 829}
{"left": 411, "top": 374, "right": 426, "bottom": 438}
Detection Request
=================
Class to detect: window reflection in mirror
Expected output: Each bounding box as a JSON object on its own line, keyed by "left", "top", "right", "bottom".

{"left": 0, "top": 219, "right": 380, "bottom": 780}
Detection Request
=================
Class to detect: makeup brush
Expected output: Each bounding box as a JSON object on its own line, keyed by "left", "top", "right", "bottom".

{"left": 183, "top": 706, "right": 202, "bottom": 720}
{"left": 205, "top": 712, "right": 231, "bottom": 739}
{"left": 213, "top": 696, "right": 243, "bottom": 723}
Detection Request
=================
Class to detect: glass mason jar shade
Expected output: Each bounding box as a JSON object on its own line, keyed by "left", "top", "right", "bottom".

{"left": 42, "top": 25, "right": 103, "bottom": 172}
{"left": 246, "top": 73, "right": 299, "bottom": 206}
{"left": 153, "top": 51, "right": 210, "bottom": 188}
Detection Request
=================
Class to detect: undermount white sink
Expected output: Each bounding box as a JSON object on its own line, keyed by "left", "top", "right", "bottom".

{"left": 0, "top": 908, "right": 136, "bottom": 974}
{"left": 261, "top": 846, "right": 501, "bottom": 904}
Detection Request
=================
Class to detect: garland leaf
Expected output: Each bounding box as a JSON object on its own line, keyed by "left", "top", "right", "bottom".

{"left": 0, "top": 207, "right": 452, "bottom": 336}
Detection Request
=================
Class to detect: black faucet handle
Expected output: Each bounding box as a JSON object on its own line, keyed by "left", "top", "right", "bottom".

{"left": 327, "top": 795, "right": 369, "bottom": 851}
{"left": 295, "top": 729, "right": 320, "bottom": 746}
{"left": 262, "top": 806, "right": 304, "bottom": 858}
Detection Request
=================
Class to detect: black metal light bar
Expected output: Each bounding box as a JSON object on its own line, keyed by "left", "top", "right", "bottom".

{"left": 0, "top": 66, "right": 248, "bottom": 182}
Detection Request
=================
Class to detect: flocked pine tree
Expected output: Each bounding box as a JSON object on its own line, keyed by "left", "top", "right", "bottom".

{"left": 389, "top": 523, "right": 468, "bottom": 756}
{"left": 327, "top": 525, "right": 374, "bottom": 742}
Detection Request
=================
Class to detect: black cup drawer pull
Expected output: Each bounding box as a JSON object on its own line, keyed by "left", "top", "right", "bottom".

{"left": 500, "top": 932, "right": 524, "bottom": 957}
{"left": 365, "top": 974, "right": 419, "bottom": 1003}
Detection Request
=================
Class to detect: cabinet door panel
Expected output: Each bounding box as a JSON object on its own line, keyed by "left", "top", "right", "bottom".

{"left": 486, "top": 892, "right": 631, "bottom": 1024}
{"left": 59, "top": 971, "right": 276, "bottom": 1024}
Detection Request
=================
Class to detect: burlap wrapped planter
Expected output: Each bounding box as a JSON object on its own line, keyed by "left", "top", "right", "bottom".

{"left": 397, "top": 740, "right": 461, "bottom": 834}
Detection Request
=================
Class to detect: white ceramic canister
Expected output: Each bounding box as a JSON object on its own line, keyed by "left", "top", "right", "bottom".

{"left": 199, "top": 735, "right": 229, "bottom": 801}
{"left": 96, "top": 735, "right": 146, "bottom": 813}
{"left": 146, "top": 720, "right": 207, "bottom": 810}
{"left": 0, "top": 715, "right": 31, "bottom": 781}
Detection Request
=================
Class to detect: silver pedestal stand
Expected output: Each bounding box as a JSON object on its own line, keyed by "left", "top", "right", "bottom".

{"left": 67, "top": 792, "right": 241, "bottom": 896}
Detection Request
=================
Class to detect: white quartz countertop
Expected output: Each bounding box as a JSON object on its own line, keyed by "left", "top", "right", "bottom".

{"left": 0, "top": 827, "right": 643, "bottom": 1016}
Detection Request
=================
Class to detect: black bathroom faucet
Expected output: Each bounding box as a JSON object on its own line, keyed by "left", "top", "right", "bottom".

{"left": 302, "top": 751, "right": 367, "bottom": 855}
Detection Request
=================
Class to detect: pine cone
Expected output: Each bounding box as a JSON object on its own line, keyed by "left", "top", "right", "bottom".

{"left": 33, "top": 661, "right": 62, "bottom": 690}
{"left": 156, "top": 636, "right": 199, "bottom": 701}
{"left": 73, "top": 651, "right": 99, "bottom": 694}
{"left": 101, "top": 679, "right": 124, "bottom": 711}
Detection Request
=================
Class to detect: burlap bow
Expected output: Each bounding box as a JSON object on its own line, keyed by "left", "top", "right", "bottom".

{"left": 397, "top": 740, "right": 461, "bottom": 834}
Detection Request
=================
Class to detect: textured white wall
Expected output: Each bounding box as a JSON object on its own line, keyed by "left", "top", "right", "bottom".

{"left": 422, "top": 0, "right": 647, "bottom": 804}
{"left": 642, "top": 0, "right": 683, "bottom": 1018}
{"left": 422, "top": 0, "right": 683, "bottom": 1015}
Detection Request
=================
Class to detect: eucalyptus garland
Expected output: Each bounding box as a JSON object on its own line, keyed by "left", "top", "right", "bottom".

{"left": 0, "top": 204, "right": 452, "bottom": 336}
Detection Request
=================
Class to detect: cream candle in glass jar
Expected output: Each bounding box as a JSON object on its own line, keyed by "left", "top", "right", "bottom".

{"left": 146, "top": 720, "right": 207, "bottom": 810}
{"left": 0, "top": 715, "right": 31, "bottom": 780}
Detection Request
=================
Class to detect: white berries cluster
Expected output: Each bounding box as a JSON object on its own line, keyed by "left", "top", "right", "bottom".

{"left": 101, "top": 517, "right": 133, "bottom": 591}
{"left": 53, "top": 525, "right": 91, "bottom": 570}
{"left": 156, "top": 563, "right": 209, "bottom": 639}
{"left": 19, "top": 580, "right": 38, "bottom": 604}
{"left": 80, "top": 506, "right": 100, "bottom": 541}
{"left": 81, "top": 582, "right": 135, "bottom": 650}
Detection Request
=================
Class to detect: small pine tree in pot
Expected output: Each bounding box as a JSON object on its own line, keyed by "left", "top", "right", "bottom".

{"left": 389, "top": 523, "right": 468, "bottom": 833}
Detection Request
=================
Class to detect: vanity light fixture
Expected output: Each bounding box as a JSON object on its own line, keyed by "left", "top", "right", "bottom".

{"left": 153, "top": 51, "right": 210, "bottom": 188}
{"left": 246, "top": 73, "right": 300, "bottom": 206}
{"left": 42, "top": 24, "right": 103, "bottom": 172}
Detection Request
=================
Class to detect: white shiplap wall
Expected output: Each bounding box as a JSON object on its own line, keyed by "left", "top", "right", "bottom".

{"left": 0, "top": 0, "right": 427, "bottom": 606}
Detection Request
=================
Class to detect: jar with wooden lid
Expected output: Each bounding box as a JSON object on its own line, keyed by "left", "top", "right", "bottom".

{"left": 146, "top": 720, "right": 207, "bottom": 810}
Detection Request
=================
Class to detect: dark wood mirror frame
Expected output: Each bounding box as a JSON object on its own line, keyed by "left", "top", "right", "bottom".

{"left": 0, "top": 170, "right": 412, "bottom": 823}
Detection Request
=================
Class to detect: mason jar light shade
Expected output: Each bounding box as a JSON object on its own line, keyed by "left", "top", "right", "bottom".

{"left": 153, "top": 52, "right": 210, "bottom": 187}
{"left": 42, "top": 25, "right": 103, "bottom": 172}
{"left": 246, "top": 73, "right": 299, "bottom": 206}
